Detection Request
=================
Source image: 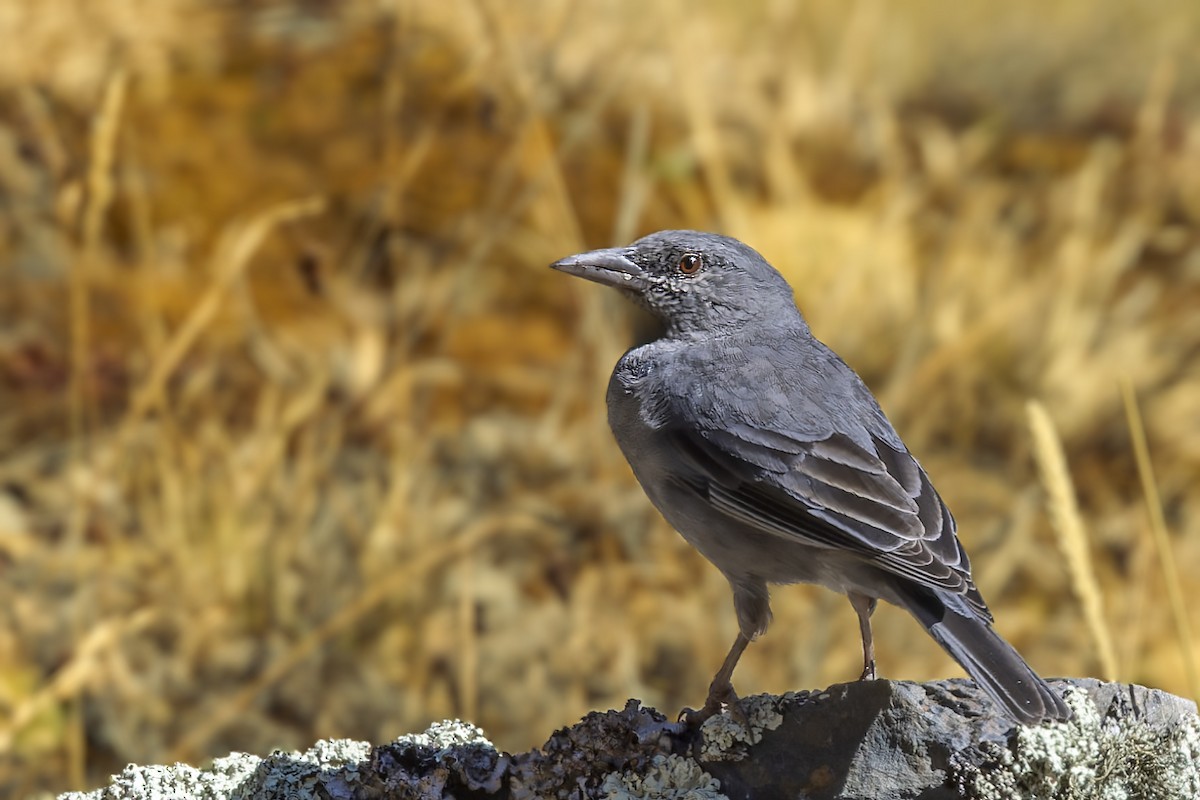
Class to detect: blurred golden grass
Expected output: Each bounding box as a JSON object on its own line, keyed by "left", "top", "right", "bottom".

{"left": 1027, "top": 399, "right": 1118, "bottom": 682}
{"left": 0, "top": 0, "right": 1199, "bottom": 795}
{"left": 1121, "top": 379, "right": 1200, "bottom": 697}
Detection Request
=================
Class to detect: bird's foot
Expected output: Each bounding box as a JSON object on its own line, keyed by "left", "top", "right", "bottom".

{"left": 858, "top": 659, "right": 877, "bottom": 682}
{"left": 680, "top": 682, "right": 749, "bottom": 728}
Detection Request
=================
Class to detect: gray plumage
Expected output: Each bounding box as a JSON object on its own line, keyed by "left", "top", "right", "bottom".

{"left": 551, "top": 229, "right": 1069, "bottom": 725}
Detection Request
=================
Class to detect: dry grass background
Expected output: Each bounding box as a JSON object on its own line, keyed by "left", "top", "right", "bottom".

{"left": 1, "top": 0, "right": 1199, "bottom": 795}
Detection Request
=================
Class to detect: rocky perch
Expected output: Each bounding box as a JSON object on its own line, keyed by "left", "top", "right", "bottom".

{"left": 63, "top": 678, "right": 1198, "bottom": 799}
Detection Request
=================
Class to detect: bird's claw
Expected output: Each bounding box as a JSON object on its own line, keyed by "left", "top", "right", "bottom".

{"left": 680, "top": 683, "right": 749, "bottom": 728}
{"left": 858, "top": 659, "right": 877, "bottom": 682}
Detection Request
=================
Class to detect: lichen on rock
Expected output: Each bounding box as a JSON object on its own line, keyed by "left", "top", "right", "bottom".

{"left": 600, "top": 754, "right": 727, "bottom": 800}
{"left": 955, "top": 684, "right": 1200, "bottom": 800}
{"left": 697, "top": 692, "right": 788, "bottom": 762}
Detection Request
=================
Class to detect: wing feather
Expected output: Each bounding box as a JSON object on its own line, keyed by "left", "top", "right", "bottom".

{"left": 673, "top": 423, "right": 989, "bottom": 615}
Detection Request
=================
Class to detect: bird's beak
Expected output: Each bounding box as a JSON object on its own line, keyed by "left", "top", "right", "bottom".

{"left": 549, "top": 248, "right": 645, "bottom": 289}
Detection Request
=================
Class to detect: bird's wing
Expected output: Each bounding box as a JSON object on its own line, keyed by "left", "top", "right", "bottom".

{"left": 667, "top": 420, "right": 991, "bottom": 618}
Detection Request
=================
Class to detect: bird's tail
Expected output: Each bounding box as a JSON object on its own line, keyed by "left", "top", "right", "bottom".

{"left": 899, "top": 587, "right": 1071, "bottom": 725}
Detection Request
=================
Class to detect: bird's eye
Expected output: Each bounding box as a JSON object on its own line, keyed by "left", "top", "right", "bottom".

{"left": 678, "top": 254, "right": 702, "bottom": 275}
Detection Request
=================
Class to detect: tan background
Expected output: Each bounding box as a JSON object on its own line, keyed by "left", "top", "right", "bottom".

{"left": 1, "top": 1, "right": 1198, "bottom": 795}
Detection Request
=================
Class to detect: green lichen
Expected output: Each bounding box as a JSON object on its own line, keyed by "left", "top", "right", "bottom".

{"left": 958, "top": 688, "right": 1200, "bottom": 800}
{"left": 600, "top": 754, "right": 728, "bottom": 800}
{"left": 59, "top": 752, "right": 263, "bottom": 800}
{"left": 697, "top": 692, "right": 787, "bottom": 762}
{"left": 394, "top": 719, "right": 495, "bottom": 751}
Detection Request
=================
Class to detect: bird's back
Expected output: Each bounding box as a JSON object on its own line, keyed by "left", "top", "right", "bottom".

{"left": 613, "top": 327, "right": 902, "bottom": 459}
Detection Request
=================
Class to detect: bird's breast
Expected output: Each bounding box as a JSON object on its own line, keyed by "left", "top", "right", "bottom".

{"left": 606, "top": 364, "right": 680, "bottom": 498}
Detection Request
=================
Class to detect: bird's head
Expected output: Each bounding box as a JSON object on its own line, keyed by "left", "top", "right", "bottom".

{"left": 550, "top": 230, "right": 804, "bottom": 336}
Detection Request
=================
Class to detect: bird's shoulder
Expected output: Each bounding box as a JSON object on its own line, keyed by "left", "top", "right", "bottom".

{"left": 610, "top": 338, "right": 687, "bottom": 430}
{"left": 614, "top": 329, "right": 898, "bottom": 447}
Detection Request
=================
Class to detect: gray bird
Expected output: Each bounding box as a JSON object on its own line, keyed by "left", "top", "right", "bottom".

{"left": 551, "top": 230, "right": 1070, "bottom": 725}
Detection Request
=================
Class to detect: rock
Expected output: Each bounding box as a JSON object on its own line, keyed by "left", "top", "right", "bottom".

{"left": 60, "top": 678, "right": 1200, "bottom": 800}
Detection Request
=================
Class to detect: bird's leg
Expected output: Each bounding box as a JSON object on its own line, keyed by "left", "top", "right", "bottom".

{"left": 682, "top": 632, "right": 751, "bottom": 726}
{"left": 847, "top": 592, "right": 878, "bottom": 681}
{"left": 705, "top": 631, "right": 750, "bottom": 711}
